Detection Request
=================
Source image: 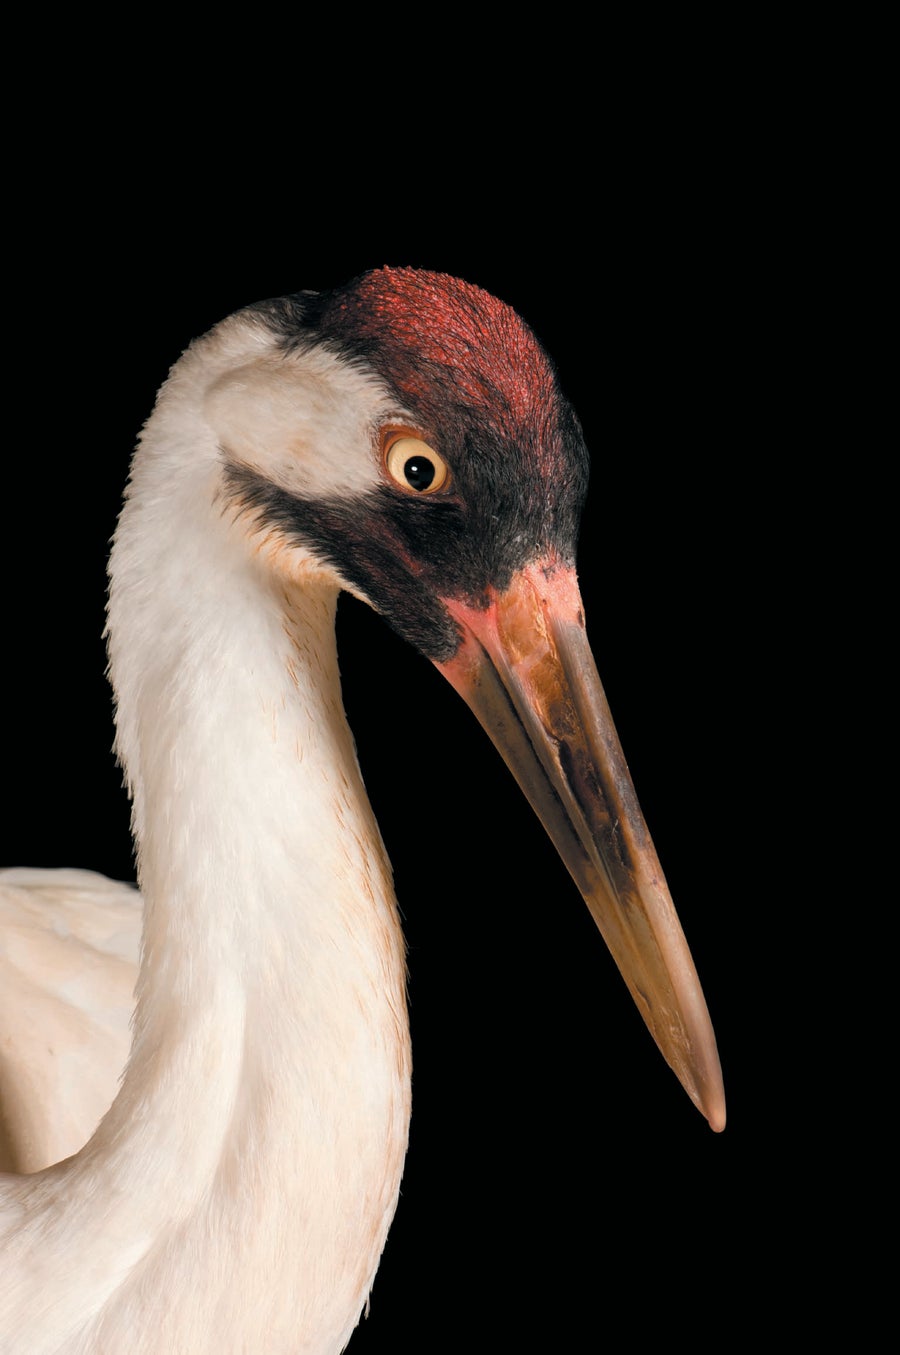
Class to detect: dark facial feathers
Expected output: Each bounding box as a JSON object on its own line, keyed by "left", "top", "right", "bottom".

{"left": 236, "top": 269, "right": 590, "bottom": 661}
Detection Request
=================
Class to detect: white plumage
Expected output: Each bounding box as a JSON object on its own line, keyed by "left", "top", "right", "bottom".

{"left": 0, "top": 869, "right": 139, "bottom": 1173}
{"left": 0, "top": 270, "right": 724, "bottom": 1354}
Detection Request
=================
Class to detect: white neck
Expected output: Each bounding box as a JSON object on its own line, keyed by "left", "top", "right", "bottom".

{"left": 1, "top": 323, "right": 411, "bottom": 1355}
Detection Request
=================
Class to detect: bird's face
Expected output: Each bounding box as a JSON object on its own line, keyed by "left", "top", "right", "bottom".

{"left": 208, "top": 267, "right": 725, "bottom": 1129}
{"left": 211, "top": 268, "right": 589, "bottom": 662}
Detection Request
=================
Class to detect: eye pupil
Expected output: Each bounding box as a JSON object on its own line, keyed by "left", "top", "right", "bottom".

{"left": 404, "top": 457, "right": 435, "bottom": 491}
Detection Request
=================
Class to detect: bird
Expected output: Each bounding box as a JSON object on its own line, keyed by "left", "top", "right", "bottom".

{"left": 0, "top": 267, "right": 725, "bottom": 1354}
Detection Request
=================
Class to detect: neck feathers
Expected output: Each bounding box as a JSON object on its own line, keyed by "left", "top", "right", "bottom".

{"left": 1, "top": 324, "right": 412, "bottom": 1354}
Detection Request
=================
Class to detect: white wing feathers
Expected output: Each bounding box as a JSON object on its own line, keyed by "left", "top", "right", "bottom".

{"left": 0, "top": 869, "right": 140, "bottom": 1173}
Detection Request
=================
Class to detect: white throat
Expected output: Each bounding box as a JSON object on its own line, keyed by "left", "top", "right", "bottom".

{"left": 1, "top": 316, "right": 412, "bottom": 1355}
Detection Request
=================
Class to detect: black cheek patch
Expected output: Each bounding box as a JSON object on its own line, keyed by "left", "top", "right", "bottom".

{"left": 223, "top": 464, "right": 464, "bottom": 662}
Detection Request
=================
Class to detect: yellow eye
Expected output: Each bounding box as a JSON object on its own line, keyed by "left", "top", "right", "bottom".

{"left": 384, "top": 434, "right": 450, "bottom": 494}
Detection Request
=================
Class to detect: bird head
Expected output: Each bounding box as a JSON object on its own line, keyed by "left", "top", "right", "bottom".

{"left": 204, "top": 267, "right": 725, "bottom": 1130}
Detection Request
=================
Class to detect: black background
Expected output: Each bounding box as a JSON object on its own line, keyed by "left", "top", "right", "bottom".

{"left": 1, "top": 87, "right": 842, "bottom": 1350}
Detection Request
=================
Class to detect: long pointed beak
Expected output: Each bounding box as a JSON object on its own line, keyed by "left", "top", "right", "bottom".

{"left": 435, "top": 558, "right": 725, "bottom": 1131}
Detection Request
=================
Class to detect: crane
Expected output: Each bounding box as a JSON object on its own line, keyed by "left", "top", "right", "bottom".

{"left": 0, "top": 267, "right": 724, "bottom": 1354}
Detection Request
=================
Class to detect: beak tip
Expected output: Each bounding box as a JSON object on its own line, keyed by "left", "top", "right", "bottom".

{"left": 697, "top": 1074, "right": 726, "bottom": 1132}
{"left": 707, "top": 1103, "right": 727, "bottom": 1133}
